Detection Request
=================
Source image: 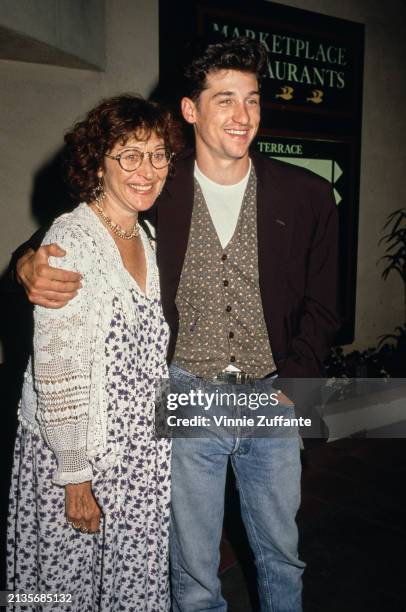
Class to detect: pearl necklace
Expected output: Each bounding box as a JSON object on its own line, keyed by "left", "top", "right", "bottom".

{"left": 95, "top": 200, "right": 139, "bottom": 240}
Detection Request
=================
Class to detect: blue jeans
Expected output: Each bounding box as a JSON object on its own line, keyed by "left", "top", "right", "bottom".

{"left": 169, "top": 365, "right": 305, "bottom": 612}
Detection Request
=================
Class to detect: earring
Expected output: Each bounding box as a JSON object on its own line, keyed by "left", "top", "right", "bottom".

{"left": 158, "top": 179, "right": 166, "bottom": 196}
{"left": 93, "top": 178, "right": 105, "bottom": 205}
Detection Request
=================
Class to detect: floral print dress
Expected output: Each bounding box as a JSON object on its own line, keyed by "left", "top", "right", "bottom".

{"left": 7, "top": 211, "right": 171, "bottom": 612}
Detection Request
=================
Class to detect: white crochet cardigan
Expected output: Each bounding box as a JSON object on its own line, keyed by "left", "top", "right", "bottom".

{"left": 19, "top": 203, "right": 161, "bottom": 486}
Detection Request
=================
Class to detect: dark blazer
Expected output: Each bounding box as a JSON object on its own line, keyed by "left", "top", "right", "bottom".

{"left": 156, "top": 150, "right": 341, "bottom": 407}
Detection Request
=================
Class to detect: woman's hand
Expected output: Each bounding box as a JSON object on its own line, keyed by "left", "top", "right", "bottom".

{"left": 65, "top": 481, "right": 101, "bottom": 534}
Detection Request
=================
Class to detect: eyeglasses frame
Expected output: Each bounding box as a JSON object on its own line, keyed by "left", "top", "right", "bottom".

{"left": 104, "top": 148, "right": 174, "bottom": 172}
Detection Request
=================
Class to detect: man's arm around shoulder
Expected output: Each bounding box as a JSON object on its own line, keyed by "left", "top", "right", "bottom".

{"left": 11, "top": 227, "right": 81, "bottom": 308}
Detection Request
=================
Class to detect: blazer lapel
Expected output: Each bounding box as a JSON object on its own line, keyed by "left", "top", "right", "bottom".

{"left": 156, "top": 152, "right": 195, "bottom": 314}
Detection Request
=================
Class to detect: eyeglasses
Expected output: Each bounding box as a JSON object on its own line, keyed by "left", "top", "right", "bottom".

{"left": 105, "top": 148, "right": 173, "bottom": 171}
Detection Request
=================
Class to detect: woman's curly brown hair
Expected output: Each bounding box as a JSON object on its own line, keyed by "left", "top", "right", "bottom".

{"left": 64, "top": 94, "right": 184, "bottom": 203}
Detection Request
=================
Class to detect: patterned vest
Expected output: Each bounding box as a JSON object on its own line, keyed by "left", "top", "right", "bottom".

{"left": 173, "top": 167, "right": 276, "bottom": 379}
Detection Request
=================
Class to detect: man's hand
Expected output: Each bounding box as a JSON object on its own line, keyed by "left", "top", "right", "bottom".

{"left": 16, "top": 244, "right": 82, "bottom": 308}
{"left": 277, "top": 391, "right": 294, "bottom": 406}
{"left": 65, "top": 481, "right": 101, "bottom": 534}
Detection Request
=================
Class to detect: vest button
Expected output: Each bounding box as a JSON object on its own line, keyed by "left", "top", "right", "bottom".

{"left": 229, "top": 331, "right": 234, "bottom": 338}
{"left": 230, "top": 355, "right": 236, "bottom": 362}
{"left": 221, "top": 254, "right": 227, "bottom": 261}
{"left": 223, "top": 279, "right": 229, "bottom": 287}
{"left": 226, "top": 305, "right": 232, "bottom": 312}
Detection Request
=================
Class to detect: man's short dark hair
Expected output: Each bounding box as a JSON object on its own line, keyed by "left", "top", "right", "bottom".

{"left": 184, "top": 37, "right": 267, "bottom": 102}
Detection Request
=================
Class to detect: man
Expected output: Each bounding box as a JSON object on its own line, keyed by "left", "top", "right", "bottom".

{"left": 16, "top": 38, "right": 339, "bottom": 611}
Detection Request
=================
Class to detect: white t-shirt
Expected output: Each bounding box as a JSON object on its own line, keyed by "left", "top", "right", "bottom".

{"left": 194, "top": 160, "right": 251, "bottom": 248}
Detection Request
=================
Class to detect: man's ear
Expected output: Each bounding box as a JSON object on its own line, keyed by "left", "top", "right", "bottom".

{"left": 181, "top": 97, "right": 197, "bottom": 125}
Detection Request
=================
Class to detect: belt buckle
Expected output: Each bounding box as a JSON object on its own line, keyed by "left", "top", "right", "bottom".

{"left": 233, "top": 371, "right": 249, "bottom": 384}
{"left": 213, "top": 371, "right": 249, "bottom": 384}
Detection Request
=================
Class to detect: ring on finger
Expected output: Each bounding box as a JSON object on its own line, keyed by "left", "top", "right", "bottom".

{"left": 80, "top": 526, "right": 89, "bottom": 533}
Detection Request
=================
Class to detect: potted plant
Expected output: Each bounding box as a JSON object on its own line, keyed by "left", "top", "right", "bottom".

{"left": 378, "top": 207, "right": 406, "bottom": 376}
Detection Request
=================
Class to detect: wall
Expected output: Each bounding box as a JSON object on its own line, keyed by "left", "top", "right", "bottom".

{"left": 0, "top": 0, "right": 105, "bottom": 69}
{"left": 0, "top": 0, "right": 158, "bottom": 272}
{"left": 0, "top": 0, "right": 405, "bottom": 354}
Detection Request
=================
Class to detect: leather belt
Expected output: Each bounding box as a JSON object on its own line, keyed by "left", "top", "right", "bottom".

{"left": 212, "top": 370, "right": 277, "bottom": 385}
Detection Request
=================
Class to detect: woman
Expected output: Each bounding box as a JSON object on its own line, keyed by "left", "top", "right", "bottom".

{"left": 7, "top": 94, "right": 182, "bottom": 610}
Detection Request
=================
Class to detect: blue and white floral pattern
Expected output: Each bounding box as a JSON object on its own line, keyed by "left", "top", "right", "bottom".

{"left": 7, "top": 286, "right": 171, "bottom": 611}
